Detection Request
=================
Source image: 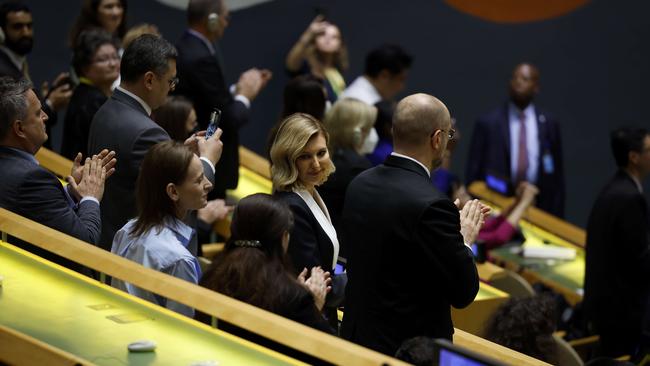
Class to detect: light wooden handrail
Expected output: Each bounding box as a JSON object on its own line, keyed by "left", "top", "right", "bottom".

{"left": 0, "top": 208, "right": 551, "bottom": 366}
{"left": 0, "top": 208, "right": 408, "bottom": 366}
{"left": 454, "top": 328, "right": 551, "bottom": 366}
{"left": 35, "top": 147, "right": 74, "bottom": 178}
{"left": 468, "top": 181, "right": 586, "bottom": 247}
{"left": 0, "top": 324, "right": 93, "bottom": 366}
{"left": 239, "top": 145, "right": 271, "bottom": 180}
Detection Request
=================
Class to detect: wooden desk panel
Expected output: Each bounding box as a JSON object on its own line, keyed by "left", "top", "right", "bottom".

{"left": 0, "top": 242, "right": 302, "bottom": 366}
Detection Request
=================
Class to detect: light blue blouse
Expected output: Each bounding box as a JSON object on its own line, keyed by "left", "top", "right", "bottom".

{"left": 111, "top": 217, "right": 200, "bottom": 317}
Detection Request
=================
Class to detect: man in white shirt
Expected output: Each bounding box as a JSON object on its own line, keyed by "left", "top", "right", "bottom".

{"left": 341, "top": 44, "right": 412, "bottom": 155}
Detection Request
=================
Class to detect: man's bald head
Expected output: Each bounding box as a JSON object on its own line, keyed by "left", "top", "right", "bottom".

{"left": 393, "top": 93, "right": 450, "bottom": 150}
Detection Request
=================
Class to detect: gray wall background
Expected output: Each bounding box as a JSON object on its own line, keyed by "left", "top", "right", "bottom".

{"left": 26, "top": 0, "right": 650, "bottom": 227}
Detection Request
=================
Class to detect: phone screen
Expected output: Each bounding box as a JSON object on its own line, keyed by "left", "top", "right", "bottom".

{"left": 205, "top": 108, "right": 221, "bottom": 139}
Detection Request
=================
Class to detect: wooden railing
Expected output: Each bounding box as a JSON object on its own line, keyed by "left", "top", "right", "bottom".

{"left": 468, "top": 181, "right": 586, "bottom": 247}
{"left": 0, "top": 325, "right": 91, "bottom": 366}
{"left": 0, "top": 208, "right": 551, "bottom": 366}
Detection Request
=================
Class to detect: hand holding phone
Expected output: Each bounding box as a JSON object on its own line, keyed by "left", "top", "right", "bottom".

{"left": 205, "top": 108, "right": 221, "bottom": 139}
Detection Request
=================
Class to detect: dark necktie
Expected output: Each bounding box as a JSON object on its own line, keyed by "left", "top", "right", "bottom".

{"left": 515, "top": 111, "right": 528, "bottom": 184}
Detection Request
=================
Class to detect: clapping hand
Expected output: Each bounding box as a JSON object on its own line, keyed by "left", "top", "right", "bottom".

{"left": 298, "top": 266, "right": 332, "bottom": 310}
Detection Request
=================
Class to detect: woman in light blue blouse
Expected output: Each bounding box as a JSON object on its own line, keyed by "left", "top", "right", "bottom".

{"left": 111, "top": 141, "right": 213, "bottom": 316}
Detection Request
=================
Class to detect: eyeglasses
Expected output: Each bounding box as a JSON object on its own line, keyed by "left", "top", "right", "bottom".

{"left": 432, "top": 128, "right": 455, "bottom": 140}
{"left": 168, "top": 76, "right": 179, "bottom": 90}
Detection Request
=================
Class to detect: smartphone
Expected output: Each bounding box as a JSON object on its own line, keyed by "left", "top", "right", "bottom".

{"left": 205, "top": 108, "right": 221, "bottom": 139}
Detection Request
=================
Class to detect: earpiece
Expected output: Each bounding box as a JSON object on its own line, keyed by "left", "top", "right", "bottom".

{"left": 207, "top": 12, "right": 219, "bottom": 33}
{"left": 352, "top": 126, "right": 362, "bottom": 147}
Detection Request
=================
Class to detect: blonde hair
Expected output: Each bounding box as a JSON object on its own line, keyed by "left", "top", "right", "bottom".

{"left": 325, "top": 98, "right": 377, "bottom": 152}
{"left": 270, "top": 113, "right": 335, "bottom": 192}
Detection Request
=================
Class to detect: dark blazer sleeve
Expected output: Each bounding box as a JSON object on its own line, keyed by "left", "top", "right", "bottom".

{"left": 282, "top": 291, "right": 335, "bottom": 334}
{"left": 129, "top": 126, "right": 170, "bottom": 174}
{"left": 18, "top": 168, "right": 101, "bottom": 244}
{"left": 192, "top": 55, "right": 249, "bottom": 130}
{"left": 286, "top": 199, "right": 325, "bottom": 273}
{"left": 417, "top": 199, "right": 479, "bottom": 308}
{"left": 617, "top": 194, "right": 650, "bottom": 278}
{"left": 200, "top": 158, "right": 215, "bottom": 186}
{"left": 465, "top": 117, "right": 488, "bottom": 185}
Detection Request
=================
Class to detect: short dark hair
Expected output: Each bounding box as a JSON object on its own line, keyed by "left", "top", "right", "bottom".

{"left": 151, "top": 96, "right": 194, "bottom": 142}
{"left": 365, "top": 44, "right": 413, "bottom": 78}
{"left": 187, "top": 0, "right": 221, "bottom": 25}
{"left": 395, "top": 336, "right": 438, "bottom": 366}
{"left": 610, "top": 127, "right": 649, "bottom": 168}
{"left": 0, "top": 1, "right": 30, "bottom": 30}
{"left": 131, "top": 141, "right": 194, "bottom": 237}
{"left": 282, "top": 74, "right": 326, "bottom": 121}
{"left": 120, "top": 34, "right": 177, "bottom": 83}
{"left": 0, "top": 76, "right": 32, "bottom": 140}
{"left": 72, "top": 29, "right": 119, "bottom": 76}
{"left": 484, "top": 295, "right": 557, "bottom": 364}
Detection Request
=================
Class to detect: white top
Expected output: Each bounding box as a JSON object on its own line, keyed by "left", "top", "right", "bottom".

{"left": 508, "top": 102, "right": 540, "bottom": 183}
{"left": 340, "top": 76, "right": 382, "bottom": 105}
{"left": 391, "top": 152, "right": 431, "bottom": 177}
{"left": 340, "top": 76, "right": 382, "bottom": 155}
{"left": 293, "top": 188, "right": 340, "bottom": 269}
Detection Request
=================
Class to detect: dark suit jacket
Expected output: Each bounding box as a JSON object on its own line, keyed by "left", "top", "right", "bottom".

{"left": 274, "top": 190, "right": 336, "bottom": 273}
{"left": 87, "top": 89, "right": 215, "bottom": 251}
{"left": 319, "top": 147, "right": 371, "bottom": 253}
{"left": 0, "top": 48, "right": 58, "bottom": 148}
{"left": 340, "top": 155, "right": 479, "bottom": 356}
{"left": 466, "top": 102, "right": 565, "bottom": 217}
{"left": 0, "top": 146, "right": 101, "bottom": 268}
{"left": 584, "top": 170, "right": 650, "bottom": 333}
{"left": 174, "top": 31, "right": 249, "bottom": 197}
{"left": 61, "top": 83, "right": 107, "bottom": 160}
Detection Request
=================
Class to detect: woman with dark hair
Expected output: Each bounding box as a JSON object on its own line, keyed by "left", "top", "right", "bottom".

{"left": 151, "top": 96, "right": 230, "bottom": 251}
{"left": 69, "top": 0, "right": 127, "bottom": 48}
{"left": 61, "top": 29, "right": 119, "bottom": 160}
{"left": 266, "top": 75, "right": 327, "bottom": 157}
{"left": 111, "top": 141, "right": 213, "bottom": 317}
{"left": 484, "top": 295, "right": 558, "bottom": 364}
{"left": 151, "top": 96, "right": 197, "bottom": 142}
{"left": 285, "top": 16, "right": 348, "bottom": 103}
{"left": 282, "top": 74, "right": 327, "bottom": 121}
{"left": 200, "top": 193, "right": 333, "bottom": 333}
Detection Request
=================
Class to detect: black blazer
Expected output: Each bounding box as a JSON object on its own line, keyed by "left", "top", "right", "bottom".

{"left": 319, "top": 147, "right": 371, "bottom": 245}
{"left": 341, "top": 155, "right": 479, "bottom": 356}
{"left": 584, "top": 170, "right": 650, "bottom": 332}
{"left": 465, "top": 102, "right": 565, "bottom": 217}
{"left": 0, "top": 146, "right": 101, "bottom": 269}
{"left": 88, "top": 89, "right": 215, "bottom": 251}
{"left": 174, "top": 31, "right": 249, "bottom": 197}
{"left": 274, "top": 190, "right": 335, "bottom": 273}
{"left": 0, "top": 49, "right": 58, "bottom": 148}
{"left": 61, "top": 83, "right": 107, "bottom": 160}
